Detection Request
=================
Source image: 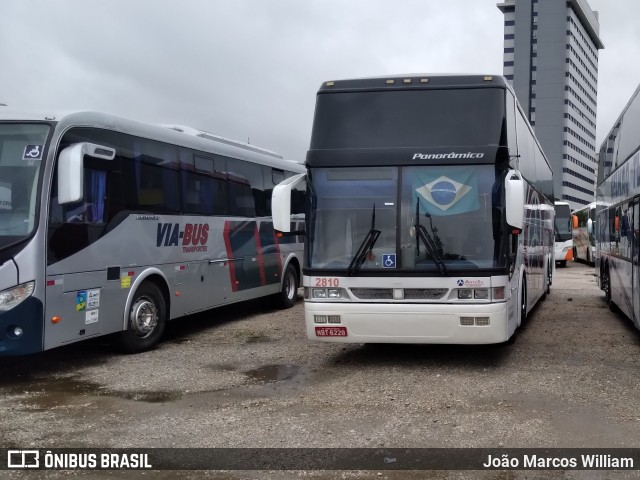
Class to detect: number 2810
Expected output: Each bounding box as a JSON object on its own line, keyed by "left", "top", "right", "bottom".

{"left": 315, "top": 277, "right": 340, "bottom": 287}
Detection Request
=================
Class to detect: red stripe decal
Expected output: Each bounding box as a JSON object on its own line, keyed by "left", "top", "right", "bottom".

{"left": 223, "top": 221, "right": 238, "bottom": 292}
{"left": 253, "top": 223, "right": 267, "bottom": 286}
{"left": 273, "top": 226, "right": 283, "bottom": 275}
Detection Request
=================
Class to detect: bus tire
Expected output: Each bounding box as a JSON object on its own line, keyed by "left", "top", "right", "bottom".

{"left": 519, "top": 276, "right": 527, "bottom": 327}
{"left": 117, "top": 281, "right": 166, "bottom": 353}
{"left": 274, "top": 263, "right": 299, "bottom": 309}
{"left": 603, "top": 265, "right": 615, "bottom": 312}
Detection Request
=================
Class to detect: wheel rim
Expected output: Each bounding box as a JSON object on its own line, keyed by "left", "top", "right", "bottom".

{"left": 284, "top": 269, "right": 296, "bottom": 300}
{"left": 130, "top": 296, "right": 158, "bottom": 338}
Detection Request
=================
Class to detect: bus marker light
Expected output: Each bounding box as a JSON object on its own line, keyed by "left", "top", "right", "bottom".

{"left": 385, "top": 79, "right": 395, "bottom": 84}
{"left": 175, "top": 292, "right": 182, "bottom": 297}
{"left": 492, "top": 287, "right": 505, "bottom": 300}
{"left": 314, "top": 315, "right": 328, "bottom": 323}
{"left": 460, "top": 317, "right": 474, "bottom": 326}
{"left": 393, "top": 289, "right": 404, "bottom": 299}
{"left": 325, "top": 81, "right": 335, "bottom": 87}
{"left": 511, "top": 229, "right": 522, "bottom": 235}
{"left": 51, "top": 316, "right": 61, "bottom": 324}
{"left": 420, "top": 78, "right": 429, "bottom": 83}
{"left": 403, "top": 79, "right": 412, "bottom": 84}
{"left": 12, "top": 327, "right": 24, "bottom": 338}
{"left": 475, "top": 317, "right": 490, "bottom": 326}
{"left": 483, "top": 76, "right": 493, "bottom": 81}
{"left": 328, "top": 315, "right": 341, "bottom": 324}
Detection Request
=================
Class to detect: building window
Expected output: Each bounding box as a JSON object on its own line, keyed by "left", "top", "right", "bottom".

{"left": 504, "top": 61, "right": 514, "bottom": 67}
{"left": 505, "top": 20, "right": 515, "bottom": 26}
{"left": 504, "top": 34, "right": 514, "bottom": 40}
{"left": 504, "top": 47, "right": 514, "bottom": 53}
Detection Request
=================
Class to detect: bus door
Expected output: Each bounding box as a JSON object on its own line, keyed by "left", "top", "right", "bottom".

{"left": 633, "top": 199, "right": 640, "bottom": 328}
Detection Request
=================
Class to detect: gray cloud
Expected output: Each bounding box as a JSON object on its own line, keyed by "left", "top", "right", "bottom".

{"left": 0, "top": 0, "right": 636, "bottom": 159}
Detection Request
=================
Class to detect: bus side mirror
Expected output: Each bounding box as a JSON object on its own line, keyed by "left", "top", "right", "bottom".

{"left": 272, "top": 173, "right": 305, "bottom": 233}
{"left": 572, "top": 214, "right": 578, "bottom": 229}
{"left": 505, "top": 169, "right": 524, "bottom": 231}
{"left": 587, "top": 218, "right": 593, "bottom": 235}
{"left": 58, "top": 143, "right": 115, "bottom": 205}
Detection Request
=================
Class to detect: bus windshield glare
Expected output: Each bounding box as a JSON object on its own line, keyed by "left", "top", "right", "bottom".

{"left": 308, "top": 165, "right": 508, "bottom": 272}
{"left": 310, "top": 88, "right": 505, "bottom": 149}
{"left": 0, "top": 124, "right": 49, "bottom": 249}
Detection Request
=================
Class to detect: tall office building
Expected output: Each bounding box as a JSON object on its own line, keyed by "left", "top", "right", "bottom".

{"left": 497, "top": 0, "right": 604, "bottom": 209}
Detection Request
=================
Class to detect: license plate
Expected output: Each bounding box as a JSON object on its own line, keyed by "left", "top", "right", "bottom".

{"left": 315, "top": 326, "right": 347, "bottom": 337}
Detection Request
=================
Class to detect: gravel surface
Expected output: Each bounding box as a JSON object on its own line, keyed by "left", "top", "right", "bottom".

{"left": 1, "top": 260, "right": 639, "bottom": 479}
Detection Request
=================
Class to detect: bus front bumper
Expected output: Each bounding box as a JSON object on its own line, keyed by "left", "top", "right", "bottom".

{"left": 305, "top": 301, "right": 509, "bottom": 344}
{"left": 0, "top": 297, "right": 44, "bottom": 355}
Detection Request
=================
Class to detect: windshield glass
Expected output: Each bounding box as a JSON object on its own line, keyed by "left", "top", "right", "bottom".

{"left": 554, "top": 204, "right": 572, "bottom": 242}
{"left": 308, "top": 164, "right": 508, "bottom": 272}
{"left": 0, "top": 123, "right": 49, "bottom": 249}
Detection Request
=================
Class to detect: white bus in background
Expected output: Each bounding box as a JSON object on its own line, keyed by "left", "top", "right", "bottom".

{"left": 572, "top": 202, "right": 596, "bottom": 265}
{"left": 553, "top": 201, "right": 573, "bottom": 268}
{"left": 596, "top": 82, "right": 640, "bottom": 325}
{"left": 0, "top": 111, "right": 305, "bottom": 355}
{"left": 274, "top": 74, "right": 554, "bottom": 345}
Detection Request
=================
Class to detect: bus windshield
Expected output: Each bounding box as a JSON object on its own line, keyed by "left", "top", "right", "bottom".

{"left": 308, "top": 164, "right": 508, "bottom": 272}
{"left": 310, "top": 88, "right": 505, "bottom": 149}
{"left": 0, "top": 123, "right": 49, "bottom": 249}
{"left": 554, "top": 203, "right": 572, "bottom": 242}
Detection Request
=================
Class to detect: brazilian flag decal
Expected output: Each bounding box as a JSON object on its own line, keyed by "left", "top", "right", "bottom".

{"left": 413, "top": 167, "right": 479, "bottom": 216}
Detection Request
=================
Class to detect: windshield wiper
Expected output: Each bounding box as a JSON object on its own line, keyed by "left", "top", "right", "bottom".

{"left": 415, "top": 198, "right": 448, "bottom": 275}
{"left": 347, "top": 204, "right": 381, "bottom": 276}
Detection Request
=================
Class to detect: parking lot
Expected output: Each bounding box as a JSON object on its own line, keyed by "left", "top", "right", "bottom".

{"left": 2, "top": 260, "right": 640, "bottom": 479}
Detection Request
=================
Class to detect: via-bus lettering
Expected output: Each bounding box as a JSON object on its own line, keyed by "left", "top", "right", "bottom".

{"left": 157, "top": 223, "right": 209, "bottom": 247}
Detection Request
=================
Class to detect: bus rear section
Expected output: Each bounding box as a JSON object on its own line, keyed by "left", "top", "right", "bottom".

{"left": 274, "top": 74, "right": 554, "bottom": 345}
{"left": 554, "top": 201, "right": 573, "bottom": 267}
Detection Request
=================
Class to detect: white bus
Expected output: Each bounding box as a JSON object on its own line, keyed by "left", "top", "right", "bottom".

{"left": 572, "top": 202, "right": 596, "bottom": 265}
{"left": 274, "top": 74, "right": 554, "bottom": 344}
{"left": 554, "top": 201, "right": 573, "bottom": 268}
{"left": 0, "top": 111, "right": 305, "bottom": 355}
{"left": 596, "top": 82, "right": 640, "bottom": 325}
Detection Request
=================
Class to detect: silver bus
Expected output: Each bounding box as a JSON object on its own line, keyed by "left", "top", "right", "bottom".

{"left": 596, "top": 82, "right": 640, "bottom": 325}
{"left": 0, "top": 111, "right": 305, "bottom": 355}
{"left": 274, "top": 74, "right": 554, "bottom": 344}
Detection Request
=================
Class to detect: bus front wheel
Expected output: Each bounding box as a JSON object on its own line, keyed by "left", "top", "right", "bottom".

{"left": 274, "top": 263, "right": 299, "bottom": 309}
{"left": 117, "top": 282, "right": 167, "bottom": 353}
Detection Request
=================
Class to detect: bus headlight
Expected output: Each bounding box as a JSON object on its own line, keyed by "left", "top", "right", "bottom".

{"left": 0, "top": 281, "right": 35, "bottom": 312}
{"left": 312, "top": 288, "right": 328, "bottom": 298}
{"left": 312, "top": 288, "right": 345, "bottom": 299}
{"left": 474, "top": 289, "right": 489, "bottom": 300}
{"left": 458, "top": 289, "right": 472, "bottom": 299}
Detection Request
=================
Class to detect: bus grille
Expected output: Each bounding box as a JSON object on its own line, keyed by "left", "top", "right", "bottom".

{"left": 350, "top": 288, "right": 393, "bottom": 300}
{"left": 404, "top": 288, "right": 448, "bottom": 300}
{"left": 349, "top": 288, "right": 448, "bottom": 300}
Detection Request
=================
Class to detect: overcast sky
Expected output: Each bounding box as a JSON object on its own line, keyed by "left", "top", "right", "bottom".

{"left": 1, "top": 0, "right": 638, "bottom": 161}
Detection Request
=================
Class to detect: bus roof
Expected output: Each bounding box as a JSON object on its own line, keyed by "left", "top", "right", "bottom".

{"left": 0, "top": 109, "right": 304, "bottom": 172}
{"left": 317, "top": 74, "right": 509, "bottom": 92}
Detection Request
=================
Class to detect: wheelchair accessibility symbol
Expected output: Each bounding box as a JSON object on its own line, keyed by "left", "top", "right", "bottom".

{"left": 382, "top": 254, "right": 396, "bottom": 268}
{"left": 22, "top": 145, "right": 43, "bottom": 161}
